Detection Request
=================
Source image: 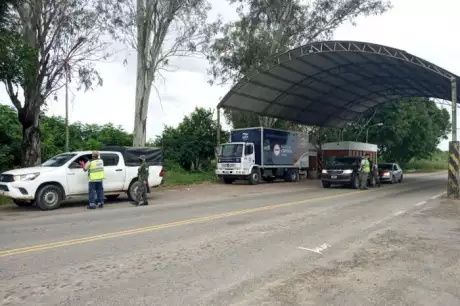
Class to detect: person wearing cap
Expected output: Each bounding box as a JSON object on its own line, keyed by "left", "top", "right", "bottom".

{"left": 135, "top": 155, "right": 149, "bottom": 206}
{"left": 80, "top": 151, "right": 105, "bottom": 209}
{"left": 359, "top": 153, "right": 371, "bottom": 190}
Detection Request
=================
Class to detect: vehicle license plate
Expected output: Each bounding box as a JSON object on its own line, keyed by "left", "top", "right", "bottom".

{"left": 331, "top": 175, "right": 337, "bottom": 179}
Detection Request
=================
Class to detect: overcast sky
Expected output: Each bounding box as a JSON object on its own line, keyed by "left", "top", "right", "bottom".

{"left": 0, "top": 0, "right": 458, "bottom": 150}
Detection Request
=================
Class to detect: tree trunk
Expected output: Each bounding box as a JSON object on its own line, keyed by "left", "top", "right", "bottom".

{"left": 18, "top": 101, "right": 41, "bottom": 167}
{"left": 132, "top": 55, "right": 153, "bottom": 147}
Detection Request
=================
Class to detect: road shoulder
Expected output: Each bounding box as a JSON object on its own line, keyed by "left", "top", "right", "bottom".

{"left": 232, "top": 197, "right": 460, "bottom": 306}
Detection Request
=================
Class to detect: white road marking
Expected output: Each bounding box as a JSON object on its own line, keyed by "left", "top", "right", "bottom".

{"left": 414, "top": 201, "right": 426, "bottom": 207}
{"left": 392, "top": 210, "right": 407, "bottom": 217}
{"left": 298, "top": 243, "right": 331, "bottom": 254}
{"left": 430, "top": 192, "right": 446, "bottom": 200}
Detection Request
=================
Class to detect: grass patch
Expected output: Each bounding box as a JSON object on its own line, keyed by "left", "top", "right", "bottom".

{"left": 404, "top": 151, "right": 448, "bottom": 172}
{"left": 0, "top": 196, "right": 10, "bottom": 205}
{"left": 164, "top": 170, "right": 217, "bottom": 186}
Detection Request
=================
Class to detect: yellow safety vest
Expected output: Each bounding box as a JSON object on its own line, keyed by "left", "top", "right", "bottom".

{"left": 89, "top": 159, "right": 104, "bottom": 182}
{"left": 362, "top": 159, "right": 370, "bottom": 173}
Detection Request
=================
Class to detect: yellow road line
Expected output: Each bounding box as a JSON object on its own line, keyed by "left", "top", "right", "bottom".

{"left": 0, "top": 190, "right": 362, "bottom": 257}
{"left": 0, "top": 173, "right": 446, "bottom": 258}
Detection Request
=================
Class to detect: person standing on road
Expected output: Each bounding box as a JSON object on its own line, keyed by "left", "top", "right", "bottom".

{"left": 80, "top": 151, "right": 105, "bottom": 209}
{"left": 134, "top": 155, "right": 149, "bottom": 206}
{"left": 359, "top": 153, "right": 371, "bottom": 190}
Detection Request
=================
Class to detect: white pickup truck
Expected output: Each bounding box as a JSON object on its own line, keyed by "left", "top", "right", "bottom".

{"left": 0, "top": 146, "right": 164, "bottom": 210}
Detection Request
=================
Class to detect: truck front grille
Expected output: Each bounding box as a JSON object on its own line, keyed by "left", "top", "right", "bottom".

{"left": 328, "top": 170, "right": 344, "bottom": 175}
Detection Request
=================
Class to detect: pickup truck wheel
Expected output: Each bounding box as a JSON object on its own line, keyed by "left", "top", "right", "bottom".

{"left": 105, "top": 194, "right": 120, "bottom": 201}
{"left": 13, "top": 199, "right": 34, "bottom": 207}
{"left": 127, "top": 181, "right": 141, "bottom": 202}
{"left": 36, "top": 185, "right": 62, "bottom": 210}
{"left": 322, "top": 181, "right": 331, "bottom": 188}
{"left": 248, "top": 169, "right": 260, "bottom": 185}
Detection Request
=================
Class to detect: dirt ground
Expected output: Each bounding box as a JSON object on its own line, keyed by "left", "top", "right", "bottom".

{"left": 247, "top": 198, "right": 460, "bottom": 306}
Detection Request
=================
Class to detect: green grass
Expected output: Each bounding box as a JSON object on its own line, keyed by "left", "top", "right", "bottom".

{"left": 404, "top": 151, "right": 448, "bottom": 172}
{"left": 164, "top": 170, "right": 217, "bottom": 186}
{"left": 0, "top": 196, "right": 10, "bottom": 205}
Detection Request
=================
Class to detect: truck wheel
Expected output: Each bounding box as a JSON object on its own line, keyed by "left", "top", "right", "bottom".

{"left": 13, "top": 199, "right": 34, "bottom": 207}
{"left": 105, "top": 194, "right": 120, "bottom": 201}
{"left": 36, "top": 185, "right": 62, "bottom": 210}
{"left": 322, "top": 181, "right": 331, "bottom": 188}
{"left": 352, "top": 175, "right": 360, "bottom": 189}
{"left": 284, "top": 169, "right": 298, "bottom": 182}
{"left": 222, "top": 178, "right": 234, "bottom": 184}
{"left": 248, "top": 169, "right": 260, "bottom": 185}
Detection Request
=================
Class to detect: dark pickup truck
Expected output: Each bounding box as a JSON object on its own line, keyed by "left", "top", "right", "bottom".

{"left": 321, "top": 156, "right": 376, "bottom": 189}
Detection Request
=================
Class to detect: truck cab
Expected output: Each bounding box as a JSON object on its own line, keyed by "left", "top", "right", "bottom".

{"left": 216, "top": 142, "right": 258, "bottom": 184}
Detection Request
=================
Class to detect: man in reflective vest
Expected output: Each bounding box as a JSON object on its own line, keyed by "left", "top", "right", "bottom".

{"left": 359, "top": 153, "right": 371, "bottom": 190}
{"left": 81, "top": 151, "right": 105, "bottom": 209}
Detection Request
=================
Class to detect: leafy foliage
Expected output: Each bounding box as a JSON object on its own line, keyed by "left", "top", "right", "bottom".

{"left": 153, "top": 107, "right": 227, "bottom": 171}
{"left": 208, "top": 0, "right": 391, "bottom": 127}
{"left": 0, "top": 105, "right": 225, "bottom": 178}
{"left": 319, "top": 98, "right": 451, "bottom": 164}
{"left": 0, "top": 104, "right": 133, "bottom": 172}
{"left": 2, "top": 0, "right": 113, "bottom": 166}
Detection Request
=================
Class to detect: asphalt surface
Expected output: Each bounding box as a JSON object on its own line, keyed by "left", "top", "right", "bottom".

{"left": 1, "top": 172, "right": 459, "bottom": 306}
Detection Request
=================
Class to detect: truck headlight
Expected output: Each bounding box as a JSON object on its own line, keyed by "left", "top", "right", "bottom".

{"left": 14, "top": 173, "right": 40, "bottom": 181}
{"left": 322, "top": 169, "right": 327, "bottom": 174}
{"left": 343, "top": 169, "right": 353, "bottom": 174}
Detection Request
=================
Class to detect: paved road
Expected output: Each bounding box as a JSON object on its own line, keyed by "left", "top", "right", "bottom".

{"left": 1, "top": 172, "right": 458, "bottom": 306}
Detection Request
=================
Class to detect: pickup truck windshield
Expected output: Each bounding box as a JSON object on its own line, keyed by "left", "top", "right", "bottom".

{"left": 220, "top": 144, "right": 244, "bottom": 157}
{"left": 327, "top": 157, "right": 360, "bottom": 166}
{"left": 42, "top": 153, "right": 77, "bottom": 167}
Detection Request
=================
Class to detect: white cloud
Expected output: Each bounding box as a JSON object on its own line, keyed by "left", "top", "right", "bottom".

{"left": 1, "top": 0, "right": 458, "bottom": 149}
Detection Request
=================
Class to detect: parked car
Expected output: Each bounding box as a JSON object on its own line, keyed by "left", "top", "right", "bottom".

{"left": 378, "top": 162, "right": 403, "bottom": 184}
{"left": 0, "top": 147, "right": 164, "bottom": 210}
{"left": 321, "top": 156, "right": 376, "bottom": 189}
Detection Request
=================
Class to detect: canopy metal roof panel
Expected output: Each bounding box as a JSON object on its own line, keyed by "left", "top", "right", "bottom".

{"left": 217, "top": 40, "right": 460, "bottom": 128}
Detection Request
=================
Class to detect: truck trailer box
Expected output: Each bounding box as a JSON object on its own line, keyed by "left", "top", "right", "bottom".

{"left": 230, "top": 127, "right": 310, "bottom": 167}
{"left": 322, "top": 141, "right": 378, "bottom": 163}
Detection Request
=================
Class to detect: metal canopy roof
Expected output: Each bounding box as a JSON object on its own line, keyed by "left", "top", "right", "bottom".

{"left": 217, "top": 40, "right": 460, "bottom": 128}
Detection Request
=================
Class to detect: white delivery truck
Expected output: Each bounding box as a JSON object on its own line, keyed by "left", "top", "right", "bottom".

{"left": 215, "top": 127, "right": 311, "bottom": 184}
{"left": 0, "top": 146, "right": 164, "bottom": 210}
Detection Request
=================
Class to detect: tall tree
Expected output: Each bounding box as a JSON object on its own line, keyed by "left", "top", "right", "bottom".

{"left": 106, "top": 0, "right": 219, "bottom": 147}
{"left": 339, "top": 98, "right": 450, "bottom": 164}
{"left": 154, "top": 107, "right": 227, "bottom": 170}
{"left": 1, "top": 0, "right": 111, "bottom": 166}
{"left": 208, "top": 0, "right": 392, "bottom": 128}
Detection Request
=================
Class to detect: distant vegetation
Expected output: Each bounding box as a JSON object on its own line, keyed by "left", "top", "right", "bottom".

{"left": 404, "top": 150, "right": 448, "bottom": 172}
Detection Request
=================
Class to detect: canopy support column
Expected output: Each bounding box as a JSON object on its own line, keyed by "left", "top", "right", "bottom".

{"left": 448, "top": 77, "right": 459, "bottom": 198}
